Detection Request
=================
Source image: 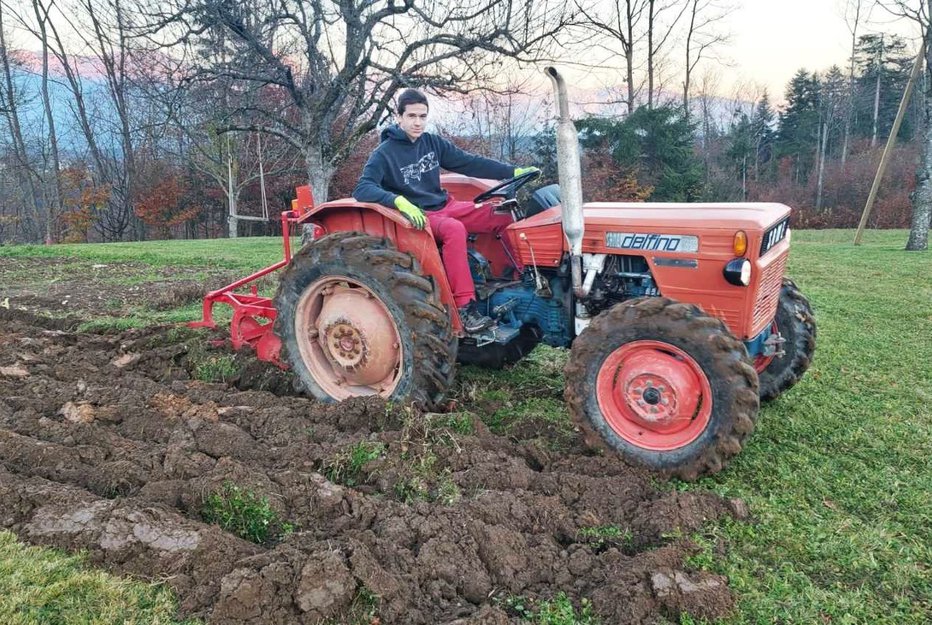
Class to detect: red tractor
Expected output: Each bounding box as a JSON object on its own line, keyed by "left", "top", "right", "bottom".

{"left": 193, "top": 67, "right": 815, "bottom": 479}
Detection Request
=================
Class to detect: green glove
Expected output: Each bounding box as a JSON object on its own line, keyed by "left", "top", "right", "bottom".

{"left": 514, "top": 166, "right": 540, "bottom": 177}
{"left": 393, "top": 196, "right": 426, "bottom": 229}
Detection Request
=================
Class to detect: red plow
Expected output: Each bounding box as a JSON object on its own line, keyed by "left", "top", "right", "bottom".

{"left": 188, "top": 186, "right": 317, "bottom": 368}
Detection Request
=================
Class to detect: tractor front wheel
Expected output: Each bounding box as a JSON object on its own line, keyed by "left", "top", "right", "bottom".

{"left": 274, "top": 232, "right": 457, "bottom": 408}
{"left": 565, "top": 298, "right": 760, "bottom": 480}
{"left": 756, "top": 278, "right": 816, "bottom": 401}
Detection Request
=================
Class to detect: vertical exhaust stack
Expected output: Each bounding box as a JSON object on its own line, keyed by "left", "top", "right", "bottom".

{"left": 545, "top": 66, "right": 586, "bottom": 297}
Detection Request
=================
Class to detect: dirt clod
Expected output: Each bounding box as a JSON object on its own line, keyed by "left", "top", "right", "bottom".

{"left": 0, "top": 364, "right": 29, "bottom": 378}
{"left": 59, "top": 401, "right": 96, "bottom": 424}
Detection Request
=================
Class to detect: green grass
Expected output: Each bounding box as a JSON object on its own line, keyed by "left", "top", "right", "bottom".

{"left": 689, "top": 229, "right": 932, "bottom": 624}
{"left": 0, "top": 237, "right": 298, "bottom": 272}
{"left": 501, "top": 592, "right": 599, "bottom": 624}
{"left": 0, "top": 531, "right": 197, "bottom": 625}
{"left": 200, "top": 482, "right": 292, "bottom": 545}
{"left": 576, "top": 525, "right": 633, "bottom": 552}
{"left": 323, "top": 441, "right": 386, "bottom": 487}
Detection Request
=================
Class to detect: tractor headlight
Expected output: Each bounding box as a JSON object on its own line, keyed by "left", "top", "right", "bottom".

{"left": 724, "top": 258, "right": 752, "bottom": 286}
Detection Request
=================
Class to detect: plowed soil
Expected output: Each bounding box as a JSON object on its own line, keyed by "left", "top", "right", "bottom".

{"left": 0, "top": 307, "right": 743, "bottom": 624}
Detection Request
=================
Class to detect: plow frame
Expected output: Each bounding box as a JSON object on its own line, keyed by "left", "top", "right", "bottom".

{"left": 188, "top": 187, "right": 316, "bottom": 368}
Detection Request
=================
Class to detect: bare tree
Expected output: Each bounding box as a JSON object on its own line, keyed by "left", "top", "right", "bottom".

{"left": 0, "top": 6, "right": 42, "bottom": 241}
{"left": 74, "top": 0, "right": 140, "bottom": 240}
{"left": 28, "top": 0, "right": 64, "bottom": 243}
{"left": 842, "top": 0, "right": 869, "bottom": 165}
{"left": 447, "top": 79, "right": 545, "bottom": 163}
{"left": 575, "top": 0, "right": 647, "bottom": 114}
{"left": 880, "top": 0, "right": 930, "bottom": 250}
{"left": 145, "top": 0, "right": 569, "bottom": 204}
{"left": 682, "top": 0, "right": 730, "bottom": 120}
{"left": 645, "top": 0, "right": 688, "bottom": 109}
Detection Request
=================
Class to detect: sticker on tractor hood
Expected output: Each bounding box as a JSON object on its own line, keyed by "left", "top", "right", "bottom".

{"left": 605, "top": 232, "right": 699, "bottom": 253}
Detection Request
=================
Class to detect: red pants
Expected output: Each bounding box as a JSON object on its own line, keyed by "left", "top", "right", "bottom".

{"left": 426, "top": 197, "right": 515, "bottom": 308}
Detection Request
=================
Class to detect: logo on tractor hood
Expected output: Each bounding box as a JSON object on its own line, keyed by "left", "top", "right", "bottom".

{"left": 606, "top": 232, "right": 699, "bottom": 253}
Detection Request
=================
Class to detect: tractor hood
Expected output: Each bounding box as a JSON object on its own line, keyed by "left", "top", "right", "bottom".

{"left": 580, "top": 202, "right": 792, "bottom": 232}
{"left": 506, "top": 200, "right": 793, "bottom": 270}
{"left": 513, "top": 201, "right": 791, "bottom": 233}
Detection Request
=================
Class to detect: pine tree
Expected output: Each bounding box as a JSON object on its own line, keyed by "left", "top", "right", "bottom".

{"left": 853, "top": 34, "right": 914, "bottom": 144}
{"left": 751, "top": 91, "right": 776, "bottom": 180}
{"left": 776, "top": 69, "right": 822, "bottom": 184}
{"left": 579, "top": 105, "right": 704, "bottom": 202}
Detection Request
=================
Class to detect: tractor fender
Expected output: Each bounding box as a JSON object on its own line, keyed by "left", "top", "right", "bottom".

{"left": 294, "top": 199, "right": 463, "bottom": 333}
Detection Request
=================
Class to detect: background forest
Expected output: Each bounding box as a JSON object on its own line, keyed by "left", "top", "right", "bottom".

{"left": 0, "top": 0, "right": 927, "bottom": 244}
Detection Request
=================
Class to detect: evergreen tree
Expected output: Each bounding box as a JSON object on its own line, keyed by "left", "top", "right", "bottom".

{"left": 579, "top": 105, "right": 704, "bottom": 202}
{"left": 725, "top": 110, "right": 754, "bottom": 200}
{"left": 775, "top": 69, "right": 822, "bottom": 183}
{"left": 751, "top": 91, "right": 776, "bottom": 179}
{"left": 853, "top": 34, "right": 914, "bottom": 143}
{"left": 530, "top": 124, "right": 558, "bottom": 182}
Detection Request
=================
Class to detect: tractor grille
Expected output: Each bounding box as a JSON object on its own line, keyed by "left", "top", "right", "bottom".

{"left": 761, "top": 217, "right": 790, "bottom": 256}
{"left": 751, "top": 251, "right": 788, "bottom": 333}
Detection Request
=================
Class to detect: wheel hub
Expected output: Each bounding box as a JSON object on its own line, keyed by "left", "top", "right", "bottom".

{"left": 326, "top": 322, "right": 366, "bottom": 369}
{"left": 315, "top": 286, "right": 399, "bottom": 387}
{"left": 294, "top": 279, "right": 403, "bottom": 398}
{"left": 597, "top": 340, "right": 712, "bottom": 451}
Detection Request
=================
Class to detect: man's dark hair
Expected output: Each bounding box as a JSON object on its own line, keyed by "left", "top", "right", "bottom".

{"left": 396, "top": 89, "right": 429, "bottom": 115}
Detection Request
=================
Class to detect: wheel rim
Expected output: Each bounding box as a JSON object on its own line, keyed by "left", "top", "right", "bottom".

{"left": 294, "top": 277, "right": 403, "bottom": 400}
{"left": 595, "top": 340, "right": 713, "bottom": 451}
{"left": 753, "top": 320, "right": 779, "bottom": 373}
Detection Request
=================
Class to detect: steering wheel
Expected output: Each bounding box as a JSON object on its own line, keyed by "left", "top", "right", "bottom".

{"left": 473, "top": 169, "right": 541, "bottom": 203}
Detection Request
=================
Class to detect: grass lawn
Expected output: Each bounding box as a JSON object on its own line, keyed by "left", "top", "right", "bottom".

{"left": 0, "top": 237, "right": 298, "bottom": 272}
{"left": 1, "top": 229, "right": 930, "bottom": 624}
{"left": 0, "top": 532, "right": 197, "bottom": 625}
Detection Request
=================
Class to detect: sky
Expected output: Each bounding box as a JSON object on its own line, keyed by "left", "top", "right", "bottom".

{"left": 547, "top": 0, "right": 923, "bottom": 108}
{"left": 720, "top": 0, "right": 922, "bottom": 101}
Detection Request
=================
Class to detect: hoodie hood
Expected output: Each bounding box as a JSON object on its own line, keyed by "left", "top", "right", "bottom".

{"left": 380, "top": 124, "right": 411, "bottom": 143}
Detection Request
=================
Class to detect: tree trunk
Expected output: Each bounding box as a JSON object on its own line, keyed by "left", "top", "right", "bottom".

{"left": 34, "top": 0, "right": 63, "bottom": 244}
{"left": 626, "top": 1, "right": 635, "bottom": 114}
{"left": 872, "top": 35, "right": 883, "bottom": 148}
{"left": 647, "top": 0, "right": 655, "bottom": 109}
{"left": 906, "top": 28, "right": 932, "bottom": 251}
{"left": 305, "top": 145, "right": 334, "bottom": 208}
{"left": 816, "top": 120, "right": 828, "bottom": 211}
{"left": 227, "top": 142, "right": 238, "bottom": 238}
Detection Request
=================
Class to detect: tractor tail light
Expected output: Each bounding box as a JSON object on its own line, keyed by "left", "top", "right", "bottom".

{"left": 733, "top": 230, "right": 748, "bottom": 256}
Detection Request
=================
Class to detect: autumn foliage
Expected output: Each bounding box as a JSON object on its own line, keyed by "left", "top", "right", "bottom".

{"left": 134, "top": 169, "right": 202, "bottom": 236}
{"left": 60, "top": 165, "right": 110, "bottom": 243}
{"left": 582, "top": 143, "right": 653, "bottom": 202}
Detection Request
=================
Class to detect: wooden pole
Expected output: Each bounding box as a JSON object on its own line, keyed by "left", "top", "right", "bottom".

{"left": 855, "top": 39, "right": 926, "bottom": 245}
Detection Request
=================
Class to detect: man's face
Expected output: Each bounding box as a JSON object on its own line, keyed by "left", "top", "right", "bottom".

{"left": 397, "top": 103, "right": 428, "bottom": 141}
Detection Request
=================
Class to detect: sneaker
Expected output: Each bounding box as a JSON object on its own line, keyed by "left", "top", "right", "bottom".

{"left": 458, "top": 301, "right": 496, "bottom": 334}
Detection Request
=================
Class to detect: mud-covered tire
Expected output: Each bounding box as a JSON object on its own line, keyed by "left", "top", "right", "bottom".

{"left": 758, "top": 278, "right": 816, "bottom": 401}
{"left": 565, "top": 298, "right": 760, "bottom": 481}
{"left": 273, "top": 232, "right": 457, "bottom": 408}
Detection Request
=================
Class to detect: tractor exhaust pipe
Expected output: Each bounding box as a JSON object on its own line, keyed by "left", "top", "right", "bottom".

{"left": 545, "top": 66, "right": 586, "bottom": 297}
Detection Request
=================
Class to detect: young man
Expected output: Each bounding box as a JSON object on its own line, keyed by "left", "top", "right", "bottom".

{"left": 354, "top": 88, "right": 538, "bottom": 333}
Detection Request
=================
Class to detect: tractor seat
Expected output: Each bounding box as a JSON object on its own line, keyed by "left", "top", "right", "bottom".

{"left": 526, "top": 184, "right": 561, "bottom": 218}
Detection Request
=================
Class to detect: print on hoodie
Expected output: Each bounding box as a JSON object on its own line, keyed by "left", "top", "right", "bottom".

{"left": 400, "top": 152, "right": 440, "bottom": 185}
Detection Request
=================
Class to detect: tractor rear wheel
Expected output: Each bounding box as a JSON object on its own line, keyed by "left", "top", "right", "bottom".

{"left": 273, "top": 232, "right": 457, "bottom": 408}
{"left": 565, "top": 297, "right": 760, "bottom": 480}
{"left": 756, "top": 278, "right": 816, "bottom": 401}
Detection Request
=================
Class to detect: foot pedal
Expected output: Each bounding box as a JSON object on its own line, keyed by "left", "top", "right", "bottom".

{"left": 472, "top": 324, "right": 520, "bottom": 348}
